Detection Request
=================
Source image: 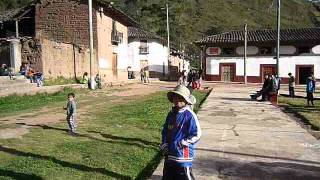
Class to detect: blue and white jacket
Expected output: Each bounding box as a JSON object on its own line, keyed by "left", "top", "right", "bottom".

{"left": 160, "top": 106, "right": 201, "bottom": 167}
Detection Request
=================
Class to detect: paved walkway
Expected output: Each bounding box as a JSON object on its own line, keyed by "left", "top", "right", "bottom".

{"left": 150, "top": 84, "right": 320, "bottom": 180}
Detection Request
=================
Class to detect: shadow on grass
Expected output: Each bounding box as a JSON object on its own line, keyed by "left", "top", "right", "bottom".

{"left": 278, "top": 104, "right": 320, "bottom": 131}
{"left": 16, "top": 123, "right": 159, "bottom": 150}
{"left": 0, "top": 145, "right": 131, "bottom": 179}
{"left": 0, "top": 169, "right": 44, "bottom": 180}
{"left": 87, "top": 131, "right": 159, "bottom": 147}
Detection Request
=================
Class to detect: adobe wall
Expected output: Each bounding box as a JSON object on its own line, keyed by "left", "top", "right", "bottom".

{"left": 96, "top": 10, "right": 129, "bottom": 82}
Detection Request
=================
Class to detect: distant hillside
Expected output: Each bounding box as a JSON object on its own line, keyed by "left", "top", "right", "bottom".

{"left": 0, "top": 0, "right": 318, "bottom": 67}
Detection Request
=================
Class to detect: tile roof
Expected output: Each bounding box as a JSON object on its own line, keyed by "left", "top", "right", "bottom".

{"left": 196, "top": 27, "right": 320, "bottom": 44}
{"left": 128, "top": 26, "right": 160, "bottom": 39}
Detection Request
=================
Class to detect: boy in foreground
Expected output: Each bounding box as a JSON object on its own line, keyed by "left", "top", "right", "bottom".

{"left": 160, "top": 85, "right": 202, "bottom": 180}
{"left": 64, "top": 93, "right": 77, "bottom": 135}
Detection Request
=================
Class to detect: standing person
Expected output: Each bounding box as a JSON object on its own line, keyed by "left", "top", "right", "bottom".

{"left": 306, "top": 76, "right": 315, "bottom": 107}
{"left": 311, "top": 73, "right": 316, "bottom": 92}
{"left": 95, "top": 74, "right": 102, "bottom": 89}
{"left": 140, "top": 68, "right": 145, "bottom": 83}
{"left": 160, "top": 85, "right": 201, "bottom": 180}
{"left": 63, "top": 93, "right": 77, "bottom": 135}
{"left": 177, "top": 71, "right": 187, "bottom": 86}
{"left": 144, "top": 67, "right": 150, "bottom": 84}
{"left": 288, "top": 73, "right": 295, "bottom": 98}
{"left": 187, "top": 70, "right": 193, "bottom": 87}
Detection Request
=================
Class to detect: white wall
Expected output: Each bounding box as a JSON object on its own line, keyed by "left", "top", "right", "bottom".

{"left": 128, "top": 38, "right": 169, "bottom": 74}
{"left": 206, "top": 56, "right": 320, "bottom": 79}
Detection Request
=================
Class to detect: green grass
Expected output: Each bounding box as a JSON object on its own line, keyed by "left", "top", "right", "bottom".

{"left": 43, "top": 76, "right": 80, "bottom": 86}
{"left": 0, "top": 90, "right": 210, "bottom": 180}
{"left": 278, "top": 96, "right": 320, "bottom": 131}
{"left": 0, "top": 88, "right": 79, "bottom": 118}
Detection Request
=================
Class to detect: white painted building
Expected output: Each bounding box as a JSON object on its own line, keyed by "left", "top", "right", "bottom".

{"left": 128, "top": 27, "right": 188, "bottom": 79}
{"left": 196, "top": 28, "right": 320, "bottom": 84}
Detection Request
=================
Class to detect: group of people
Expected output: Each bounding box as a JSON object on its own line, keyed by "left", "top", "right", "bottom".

{"left": 0, "top": 63, "right": 44, "bottom": 87}
{"left": 140, "top": 67, "right": 150, "bottom": 84}
{"left": 81, "top": 72, "right": 102, "bottom": 89}
{"left": 178, "top": 69, "right": 203, "bottom": 90}
{"left": 250, "top": 74, "right": 281, "bottom": 101}
{"left": 286, "top": 73, "right": 316, "bottom": 106}
{"left": 20, "top": 63, "right": 44, "bottom": 87}
{"left": 252, "top": 72, "right": 317, "bottom": 107}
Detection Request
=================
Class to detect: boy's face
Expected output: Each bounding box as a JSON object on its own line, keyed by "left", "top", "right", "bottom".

{"left": 68, "top": 96, "right": 74, "bottom": 102}
{"left": 172, "top": 94, "right": 187, "bottom": 109}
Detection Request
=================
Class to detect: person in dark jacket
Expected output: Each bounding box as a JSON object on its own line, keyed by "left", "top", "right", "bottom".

{"left": 250, "top": 75, "right": 271, "bottom": 101}
{"left": 306, "top": 76, "right": 315, "bottom": 107}
{"left": 288, "top": 73, "right": 295, "bottom": 98}
{"left": 160, "top": 85, "right": 201, "bottom": 180}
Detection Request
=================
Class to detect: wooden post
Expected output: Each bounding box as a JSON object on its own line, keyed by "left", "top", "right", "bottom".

{"left": 244, "top": 23, "right": 248, "bottom": 84}
{"left": 15, "top": 19, "right": 19, "bottom": 38}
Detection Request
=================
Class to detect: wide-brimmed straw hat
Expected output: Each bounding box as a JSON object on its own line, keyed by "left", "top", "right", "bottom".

{"left": 167, "top": 85, "right": 194, "bottom": 105}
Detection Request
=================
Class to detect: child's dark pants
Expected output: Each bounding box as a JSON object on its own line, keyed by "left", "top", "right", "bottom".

{"left": 162, "top": 163, "right": 195, "bottom": 180}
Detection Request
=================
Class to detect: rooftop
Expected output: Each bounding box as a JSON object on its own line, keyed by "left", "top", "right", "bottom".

{"left": 196, "top": 27, "right": 320, "bottom": 45}
{"left": 128, "top": 27, "right": 160, "bottom": 39}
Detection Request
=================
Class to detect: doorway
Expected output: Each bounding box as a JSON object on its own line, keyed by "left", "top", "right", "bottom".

{"left": 296, "top": 65, "right": 314, "bottom": 84}
{"left": 220, "top": 63, "right": 235, "bottom": 82}
{"left": 112, "top": 53, "right": 118, "bottom": 77}
{"left": 261, "top": 64, "right": 276, "bottom": 82}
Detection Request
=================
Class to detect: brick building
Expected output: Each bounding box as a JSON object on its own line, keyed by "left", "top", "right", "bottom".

{"left": 0, "top": 0, "right": 137, "bottom": 82}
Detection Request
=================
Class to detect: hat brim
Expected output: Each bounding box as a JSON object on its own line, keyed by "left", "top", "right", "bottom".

{"left": 167, "top": 91, "right": 193, "bottom": 105}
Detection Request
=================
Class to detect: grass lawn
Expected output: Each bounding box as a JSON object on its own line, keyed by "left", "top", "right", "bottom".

{"left": 278, "top": 96, "right": 320, "bottom": 131}
{"left": 0, "top": 89, "right": 210, "bottom": 180}
{"left": 0, "top": 88, "right": 84, "bottom": 118}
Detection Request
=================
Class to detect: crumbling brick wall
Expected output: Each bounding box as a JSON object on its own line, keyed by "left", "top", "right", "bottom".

{"left": 34, "top": 0, "right": 98, "bottom": 78}
{"left": 35, "top": 0, "right": 97, "bottom": 47}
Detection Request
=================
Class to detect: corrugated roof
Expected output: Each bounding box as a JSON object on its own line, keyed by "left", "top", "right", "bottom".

{"left": 196, "top": 27, "right": 320, "bottom": 44}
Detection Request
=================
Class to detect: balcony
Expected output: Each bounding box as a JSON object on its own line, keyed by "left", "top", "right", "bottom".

{"left": 139, "top": 46, "right": 149, "bottom": 54}
{"left": 111, "top": 31, "right": 120, "bottom": 45}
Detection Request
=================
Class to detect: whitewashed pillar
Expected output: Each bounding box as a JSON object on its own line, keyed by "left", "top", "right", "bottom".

{"left": 9, "top": 39, "right": 21, "bottom": 73}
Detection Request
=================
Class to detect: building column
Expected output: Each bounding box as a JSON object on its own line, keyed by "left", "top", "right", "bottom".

{"left": 9, "top": 39, "right": 21, "bottom": 73}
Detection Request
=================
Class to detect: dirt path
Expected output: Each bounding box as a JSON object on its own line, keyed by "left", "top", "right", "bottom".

{"left": 0, "top": 82, "right": 175, "bottom": 139}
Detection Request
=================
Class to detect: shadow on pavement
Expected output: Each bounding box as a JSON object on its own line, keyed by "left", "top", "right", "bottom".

{"left": 195, "top": 155, "right": 320, "bottom": 180}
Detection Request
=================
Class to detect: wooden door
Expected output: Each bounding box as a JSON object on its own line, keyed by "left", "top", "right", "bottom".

{"left": 261, "top": 65, "right": 276, "bottom": 81}
{"left": 221, "top": 65, "right": 233, "bottom": 82}
{"left": 112, "top": 53, "right": 118, "bottom": 77}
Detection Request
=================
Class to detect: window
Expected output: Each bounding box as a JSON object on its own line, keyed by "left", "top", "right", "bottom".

{"left": 298, "top": 46, "right": 310, "bottom": 54}
{"left": 117, "top": 32, "right": 123, "bottom": 44}
{"left": 221, "top": 48, "right": 234, "bottom": 55}
{"left": 139, "top": 40, "right": 149, "bottom": 54}
{"left": 259, "top": 47, "right": 272, "bottom": 55}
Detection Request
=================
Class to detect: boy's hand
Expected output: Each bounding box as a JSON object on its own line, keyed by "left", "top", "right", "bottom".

{"left": 63, "top": 106, "right": 67, "bottom": 110}
{"left": 178, "top": 139, "right": 189, "bottom": 149}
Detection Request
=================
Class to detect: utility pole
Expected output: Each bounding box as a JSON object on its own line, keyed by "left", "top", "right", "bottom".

{"left": 244, "top": 23, "right": 248, "bottom": 84}
{"left": 166, "top": 2, "right": 170, "bottom": 78}
{"left": 276, "top": 0, "right": 281, "bottom": 77}
{"left": 88, "top": 0, "right": 95, "bottom": 89}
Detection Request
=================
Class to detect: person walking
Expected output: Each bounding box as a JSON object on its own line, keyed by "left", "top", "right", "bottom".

{"left": 144, "top": 67, "right": 150, "bottom": 84}
{"left": 306, "top": 76, "right": 315, "bottom": 107}
{"left": 63, "top": 93, "right": 77, "bottom": 135}
{"left": 140, "top": 68, "right": 145, "bottom": 83}
{"left": 311, "top": 73, "right": 316, "bottom": 93}
{"left": 160, "top": 85, "right": 201, "bottom": 180}
{"left": 288, "top": 73, "right": 295, "bottom": 98}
